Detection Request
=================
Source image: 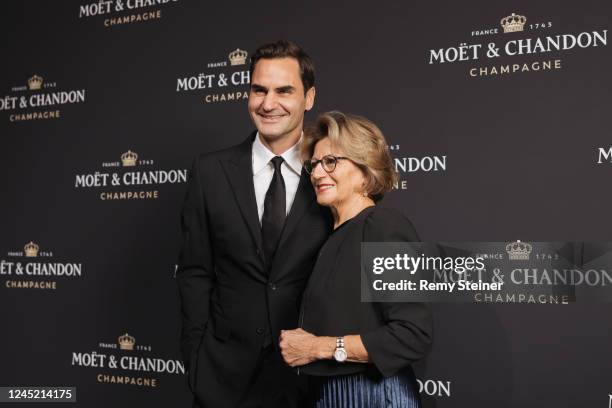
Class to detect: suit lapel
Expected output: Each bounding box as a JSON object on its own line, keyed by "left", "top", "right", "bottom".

{"left": 269, "top": 170, "right": 316, "bottom": 277}
{"left": 220, "top": 133, "right": 265, "bottom": 263}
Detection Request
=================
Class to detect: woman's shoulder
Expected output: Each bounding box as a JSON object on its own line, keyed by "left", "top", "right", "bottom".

{"left": 365, "top": 206, "right": 413, "bottom": 228}
{"left": 363, "top": 206, "right": 420, "bottom": 242}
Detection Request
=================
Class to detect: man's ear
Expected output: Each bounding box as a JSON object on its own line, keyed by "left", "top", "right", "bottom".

{"left": 305, "top": 86, "right": 316, "bottom": 111}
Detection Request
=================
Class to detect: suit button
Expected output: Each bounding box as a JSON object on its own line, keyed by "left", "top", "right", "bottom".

{"left": 256, "top": 327, "right": 265, "bottom": 335}
{"left": 269, "top": 282, "right": 277, "bottom": 291}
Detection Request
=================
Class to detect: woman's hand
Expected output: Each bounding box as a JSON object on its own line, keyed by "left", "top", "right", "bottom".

{"left": 279, "top": 328, "right": 327, "bottom": 367}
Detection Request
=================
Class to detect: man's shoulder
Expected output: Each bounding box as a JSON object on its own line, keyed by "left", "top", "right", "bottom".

{"left": 195, "top": 145, "right": 238, "bottom": 164}
{"left": 193, "top": 133, "right": 255, "bottom": 167}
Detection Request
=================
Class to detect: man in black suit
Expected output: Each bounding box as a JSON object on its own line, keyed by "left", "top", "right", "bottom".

{"left": 176, "top": 40, "right": 331, "bottom": 408}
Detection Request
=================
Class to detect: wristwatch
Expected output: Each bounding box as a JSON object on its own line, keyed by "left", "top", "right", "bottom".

{"left": 333, "top": 337, "right": 347, "bottom": 362}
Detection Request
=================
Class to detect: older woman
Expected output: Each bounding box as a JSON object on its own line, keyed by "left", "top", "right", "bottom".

{"left": 279, "top": 111, "right": 433, "bottom": 407}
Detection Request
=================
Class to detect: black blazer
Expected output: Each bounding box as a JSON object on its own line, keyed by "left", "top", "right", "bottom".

{"left": 176, "top": 133, "right": 331, "bottom": 407}
{"left": 299, "top": 205, "right": 433, "bottom": 378}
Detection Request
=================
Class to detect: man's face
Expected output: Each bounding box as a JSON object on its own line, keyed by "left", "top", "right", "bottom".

{"left": 248, "top": 57, "right": 315, "bottom": 142}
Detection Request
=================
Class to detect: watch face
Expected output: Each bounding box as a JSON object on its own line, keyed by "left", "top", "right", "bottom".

{"left": 334, "top": 348, "right": 348, "bottom": 362}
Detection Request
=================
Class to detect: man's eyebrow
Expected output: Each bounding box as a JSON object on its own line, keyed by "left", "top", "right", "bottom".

{"left": 250, "top": 83, "right": 267, "bottom": 90}
{"left": 275, "top": 85, "right": 295, "bottom": 93}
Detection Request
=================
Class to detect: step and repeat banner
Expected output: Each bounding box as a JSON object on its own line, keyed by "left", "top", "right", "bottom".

{"left": 1, "top": 1, "right": 611, "bottom": 407}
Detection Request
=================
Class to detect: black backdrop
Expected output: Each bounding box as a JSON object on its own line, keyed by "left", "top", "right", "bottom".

{"left": 1, "top": 1, "right": 611, "bottom": 407}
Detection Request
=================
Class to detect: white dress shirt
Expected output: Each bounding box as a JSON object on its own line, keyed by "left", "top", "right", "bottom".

{"left": 252, "top": 132, "right": 303, "bottom": 224}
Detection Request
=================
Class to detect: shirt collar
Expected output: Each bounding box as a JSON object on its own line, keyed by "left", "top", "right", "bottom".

{"left": 252, "top": 132, "right": 303, "bottom": 176}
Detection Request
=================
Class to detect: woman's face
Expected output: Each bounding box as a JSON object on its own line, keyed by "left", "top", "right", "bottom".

{"left": 310, "top": 137, "right": 367, "bottom": 209}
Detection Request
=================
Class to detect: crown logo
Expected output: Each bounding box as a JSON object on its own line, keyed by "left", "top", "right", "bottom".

{"left": 121, "top": 150, "right": 138, "bottom": 167}
{"left": 506, "top": 240, "right": 532, "bottom": 260}
{"left": 24, "top": 241, "right": 40, "bottom": 257}
{"left": 118, "top": 333, "right": 136, "bottom": 350}
{"left": 501, "top": 13, "right": 527, "bottom": 33}
{"left": 228, "top": 48, "right": 248, "bottom": 66}
{"left": 27, "top": 75, "right": 43, "bottom": 90}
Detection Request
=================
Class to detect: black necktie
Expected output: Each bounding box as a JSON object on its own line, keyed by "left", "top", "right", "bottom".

{"left": 261, "top": 156, "right": 286, "bottom": 268}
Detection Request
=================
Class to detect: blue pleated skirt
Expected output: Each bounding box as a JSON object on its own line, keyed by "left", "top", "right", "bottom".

{"left": 308, "top": 368, "right": 421, "bottom": 408}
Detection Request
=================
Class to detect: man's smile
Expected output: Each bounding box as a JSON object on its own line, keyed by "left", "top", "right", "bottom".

{"left": 258, "top": 112, "right": 286, "bottom": 123}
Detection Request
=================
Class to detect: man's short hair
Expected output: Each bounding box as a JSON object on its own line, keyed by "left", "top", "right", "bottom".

{"left": 250, "top": 40, "right": 315, "bottom": 93}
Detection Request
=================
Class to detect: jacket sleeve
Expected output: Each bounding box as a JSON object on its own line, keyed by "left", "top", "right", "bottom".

{"left": 176, "top": 156, "right": 216, "bottom": 369}
{"left": 359, "top": 207, "right": 433, "bottom": 377}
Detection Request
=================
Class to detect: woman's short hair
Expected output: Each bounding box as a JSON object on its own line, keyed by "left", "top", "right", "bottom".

{"left": 301, "top": 111, "right": 398, "bottom": 202}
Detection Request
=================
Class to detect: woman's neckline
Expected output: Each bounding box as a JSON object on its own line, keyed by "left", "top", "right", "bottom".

{"left": 333, "top": 205, "right": 376, "bottom": 231}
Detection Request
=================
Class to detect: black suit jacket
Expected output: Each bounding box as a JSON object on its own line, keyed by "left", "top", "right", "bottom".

{"left": 176, "top": 133, "right": 331, "bottom": 407}
{"left": 300, "top": 206, "right": 433, "bottom": 377}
